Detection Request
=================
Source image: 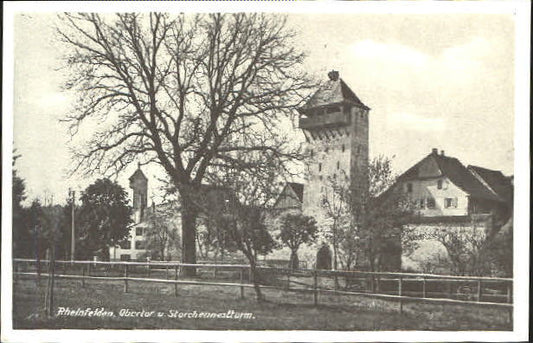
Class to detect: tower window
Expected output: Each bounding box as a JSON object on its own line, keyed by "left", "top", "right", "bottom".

{"left": 437, "top": 180, "right": 443, "bottom": 189}
{"left": 318, "top": 163, "right": 322, "bottom": 172}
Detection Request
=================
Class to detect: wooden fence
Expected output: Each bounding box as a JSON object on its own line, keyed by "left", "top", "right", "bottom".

{"left": 13, "top": 258, "right": 513, "bottom": 321}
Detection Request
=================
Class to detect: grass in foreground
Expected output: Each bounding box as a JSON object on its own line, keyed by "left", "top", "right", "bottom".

{"left": 12, "top": 277, "right": 511, "bottom": 330}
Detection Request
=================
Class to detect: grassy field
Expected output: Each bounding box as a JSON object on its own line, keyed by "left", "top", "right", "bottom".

{"left": 12, "top": 276, "right": 511, "bottom": 330}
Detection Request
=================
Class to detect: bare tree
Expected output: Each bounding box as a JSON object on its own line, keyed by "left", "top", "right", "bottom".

{"left": 403, "top": 218, "right": 505, "bottom": 276}
{"left": 144, "top": 203, "right": 180, "bottom": 261}
{"left": 321, "top": 156, "right": 411, "bottom": 273}
{"left": 57, "top": 13, "right": 315, "bottom": 274}
{"left": 202, "top": 150, "right": 287, "bottom": 301}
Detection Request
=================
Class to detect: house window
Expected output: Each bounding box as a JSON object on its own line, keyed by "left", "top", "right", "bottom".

{"left": 136, "top": 227, "right": 143, "bottom": 236}
{"left": 310, "top": 149, "right": 314, "bottom": 157}
{"left": 341, "top": 144, "right": 345, "bottom": 152}
{"left": 333, "top": 173, "right": 337, "bottom": 180}
{"left": 318, "top": 163, "right": 322, "bottom": 172}
{"left": 418, "top": 198, "right": 425, "bottom": 209}
{"left": 119, "top": 240, "right": 131, "bottom": 250}
{"left": 120, "top": 254, "right": 131, "bottom": 261}
{"left": 337, "top": 161, "right": 340, "bottom": 170}
{"left": 437, "top": 180, "right": 443, "bottom": 189}
{"left": 427, "top": 197, "right": 436, "bottom": 209}
{"left": 319, "top": 175, "right": 323, "bottom": 181}
{"left": 444, "top": 198, "right": 457, "bottom": 208}
{"left": 325, "top": 147, "right": 329, "bottom": 153}
{"left": 135, "top": 240, "right": 145, "bottom": 250}
{"left": 406, "top": 183, "right": 413, "bottom": 193}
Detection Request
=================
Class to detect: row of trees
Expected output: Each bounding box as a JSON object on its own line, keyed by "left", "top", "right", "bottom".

{"left": 13, "top": 156, "right": 133, "bottom": 261}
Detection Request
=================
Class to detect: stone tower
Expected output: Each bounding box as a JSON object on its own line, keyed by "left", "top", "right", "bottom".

{"left": 298, "top": 70, "right": 369, "bottom": 226}
{"left": 129, "top": 163, "right": 148, "bottom": 224}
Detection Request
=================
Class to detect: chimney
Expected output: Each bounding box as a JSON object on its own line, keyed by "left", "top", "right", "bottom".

{"left": 432, "top": 148, "right": 438, "bottom": 155}
{"left": 328, "top": 70, "right": 339, "bottom": 81}
{"left": 440, "top": 150, "right": 445, "bottom": 156}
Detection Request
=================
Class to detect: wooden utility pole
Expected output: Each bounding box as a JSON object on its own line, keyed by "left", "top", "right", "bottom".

{"left": 69, "top": 189, "right": 76, "bottom": 261}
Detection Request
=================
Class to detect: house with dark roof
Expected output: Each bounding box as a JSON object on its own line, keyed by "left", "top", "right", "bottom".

{"left": 390, "top": 148, "right": 513, "bottom": 274}
{"left": 397, "top": 148, "right": 512, "bottom": 221}
{"left": 272, "top": 182, "right": 304, "bottom": 210}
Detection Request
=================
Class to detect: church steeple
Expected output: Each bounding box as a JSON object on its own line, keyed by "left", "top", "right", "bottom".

{"left": 129, "top": 164, "right": 148, "bottom": 223}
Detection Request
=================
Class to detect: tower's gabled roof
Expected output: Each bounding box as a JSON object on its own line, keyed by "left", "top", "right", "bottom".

{"left": 300, "top": 73, "right": 369, "bottom": 113}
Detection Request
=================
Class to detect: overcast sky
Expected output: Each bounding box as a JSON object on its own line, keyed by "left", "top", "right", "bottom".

{"left": 11, "top": 10, "right": 516, "bottom": 205}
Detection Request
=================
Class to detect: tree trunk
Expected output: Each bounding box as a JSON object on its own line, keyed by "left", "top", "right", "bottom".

{"left": 249, "top": 259, "right": 264, "bottom": 302}
{"left": 289, "top": 249, "right": 299, "bottom": 270}
{"left": 181, "top": 203, "right": 198, "bottom": 277}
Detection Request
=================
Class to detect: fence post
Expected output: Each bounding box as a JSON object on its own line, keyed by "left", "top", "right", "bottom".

{"left": 286, "top": 269, "right": 291, "bottom": 291}
{"left": 507, "top": 282, "right": 512, "bottom": 323}
{"left": 398, "top": 276, "right": 403, "bottom": 314}
{"left": 313, "top": 271, "right": 318, "bottom": 306}
{"left": 147, "top": 261, "right": 151, "bottom": 278}
{"left": 240, "top": 267, "right": 245, "bottom": 299}
{"left": 476, "top": 280, "right": 482, "bottom": 302}
{"left": 166, "top": 264, "right": 169, "bottom": 280}
{"left": 36, "top": 259, "right": 41, "bottom": 286}
{"left": 81, "top": 264, "right": 86, "bottom": 288}
{"left": 124, "top": 264, "right": 128, "bottom": 293}
{"left": 422, "top": 277, "right": 426, "bottom": 298}
{"left": 14, "top": 262, "right": 18, "bottom": 285}
{"left": 174, "top": 266, "right": 179, "bottom": 296}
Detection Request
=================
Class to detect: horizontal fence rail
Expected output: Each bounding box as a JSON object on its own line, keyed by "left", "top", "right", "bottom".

{"left": 13, "top": 258, "right": 513, "bottom": 321}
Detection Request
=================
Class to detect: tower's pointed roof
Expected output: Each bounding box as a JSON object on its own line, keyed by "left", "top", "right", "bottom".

{"left": 129, "top": 163, "right": 147, "bottom": 182}
{"left": 300, "top": 71, "right": 369, "bottom": 113}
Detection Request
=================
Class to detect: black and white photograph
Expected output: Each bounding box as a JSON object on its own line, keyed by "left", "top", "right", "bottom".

{"left": 2, "top": 1, "right": 530, "bottom": 342}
